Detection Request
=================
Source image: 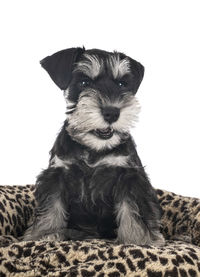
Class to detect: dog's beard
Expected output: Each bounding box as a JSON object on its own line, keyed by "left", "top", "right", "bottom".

{"left": 65, "top": 89, "right": 140, "bottom": 151}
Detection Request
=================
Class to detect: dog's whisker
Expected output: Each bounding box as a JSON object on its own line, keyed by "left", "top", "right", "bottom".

{"left": 66, "top": 107, "right": 76, "bottom": 112}
{"left": 67, "top": 104, "right": 76, "bottom": 109}
{"left": 66, "top": 111, "right": 74, "bottom": 115}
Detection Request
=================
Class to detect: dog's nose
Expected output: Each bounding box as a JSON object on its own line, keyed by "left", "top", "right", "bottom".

{"left": 101, "top": 106, "right": 120, "bottom": 124}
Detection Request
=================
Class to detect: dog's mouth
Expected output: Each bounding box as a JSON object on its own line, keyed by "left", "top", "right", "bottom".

{"left": 92, "top": 127, "right": 114, "bottom": 140}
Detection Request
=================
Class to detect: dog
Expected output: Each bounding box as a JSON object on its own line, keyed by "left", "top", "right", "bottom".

{"left": 23, "top": 47, "right": 164, "bottom": 246}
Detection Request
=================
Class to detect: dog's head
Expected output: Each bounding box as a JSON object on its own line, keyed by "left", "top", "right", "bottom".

{"left": 41, "top": 47, "right": 144, "bottom": 151}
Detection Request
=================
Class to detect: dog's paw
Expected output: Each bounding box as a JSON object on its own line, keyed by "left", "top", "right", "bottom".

{"left": 23, "top": 227, "right": 66, "bottom": 241}
{"left": 40, "top": 232, "right": 66, "bottom": 241}
{"left": 116, "top": 230, "right": 165, "bottom": 246}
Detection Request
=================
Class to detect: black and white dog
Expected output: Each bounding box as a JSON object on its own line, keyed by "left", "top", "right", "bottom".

{"left": 24, "top": 47, "right": 164, "bottom": 246}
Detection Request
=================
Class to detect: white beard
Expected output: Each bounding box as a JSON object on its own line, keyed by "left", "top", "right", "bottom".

{"left": 66, "top": 89, "right": 140, "bottom": 151}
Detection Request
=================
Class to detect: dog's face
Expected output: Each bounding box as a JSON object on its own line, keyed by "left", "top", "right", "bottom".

{"left": 41, "top": 48, "right": 144, "bottom": 151}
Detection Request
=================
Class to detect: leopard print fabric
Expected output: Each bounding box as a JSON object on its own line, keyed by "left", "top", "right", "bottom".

{"left": 157, "top": 189, "right": 200, "bottom": 247}
{"left": 0, "top": 185, "right": 35, "bottom": 238}
{"left": 0, "top": 185, "right": 200, "bottom": 276}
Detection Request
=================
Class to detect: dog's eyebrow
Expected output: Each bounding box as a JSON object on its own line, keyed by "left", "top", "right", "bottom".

{"left": 108, "top": 54, "right": 130, "bottom": 79}
{"left": 74, "top": 54, "right": 104, "bottom": 80}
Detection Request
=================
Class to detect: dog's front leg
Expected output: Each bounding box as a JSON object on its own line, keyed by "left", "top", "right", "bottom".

{"left": 115, "top": 168, "right": 165, "bottom": 246}
{"left": 23, "top": 167, "right": 70, "bottom": 241}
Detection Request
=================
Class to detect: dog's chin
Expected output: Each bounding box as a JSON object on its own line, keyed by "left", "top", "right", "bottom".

{"left": 66, "top": 123, "right": 130, "bottom": 151}
{"left": 71, "top": 129, "right": 130, "bottom": 151}
{"left": 91, "top": 127, "right": 114, "bottom": 140}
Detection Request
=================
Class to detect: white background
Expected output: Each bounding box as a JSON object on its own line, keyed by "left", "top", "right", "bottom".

{"left": 0, "top": 0, "right": 199, "bottom": 197}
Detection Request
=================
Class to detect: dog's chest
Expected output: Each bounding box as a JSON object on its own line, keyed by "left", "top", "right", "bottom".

{"left": 76, "top": 151, "right": 130, "bottom": 188}
{"left": 83, "top": 153, "right": 129, "bottom": 197}
{"left": 67, "top": 154, "right": 126, "bottom": 232}
{"left": 50, "top": 151, "right": 132, "bottom": 233}
{"left": 50, "top": 151, "right": 131, "bottom": 204}
{"left": 82, "top": 150, "right": 131, "bottom": 168}
{"left": 74, "top": 153, "right": 132, "bottom": 213}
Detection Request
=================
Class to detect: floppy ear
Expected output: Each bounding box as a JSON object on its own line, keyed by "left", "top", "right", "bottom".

{"left": 40, "top": 47, "right": 85, "bottom": 90}
{"left": 129, "top": 58, "right": 145, "bottom": 92}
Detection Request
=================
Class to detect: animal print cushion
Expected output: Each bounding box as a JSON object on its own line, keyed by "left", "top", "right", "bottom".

{"left": 0, "top": 185, "right": 200, "bottom": 276}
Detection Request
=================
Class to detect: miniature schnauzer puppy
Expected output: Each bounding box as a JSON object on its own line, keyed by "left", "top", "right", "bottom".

{"left": 24, "top": 47, "right": 164, "bottom": 246}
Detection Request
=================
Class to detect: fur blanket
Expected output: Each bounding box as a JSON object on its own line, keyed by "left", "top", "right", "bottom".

{"left": 0, "top": 185, "right": 200, "bottom": 276}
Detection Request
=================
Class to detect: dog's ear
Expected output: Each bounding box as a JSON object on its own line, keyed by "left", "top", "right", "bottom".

{"left": 40, "top": 47, "right": 85, "bottom": 90}
{"left": 129, "top": 58, "right": 145, "bottom": 92}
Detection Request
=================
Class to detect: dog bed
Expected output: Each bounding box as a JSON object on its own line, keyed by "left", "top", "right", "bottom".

{"left": 0, "top": 185, "right": 200, "bottom": 276}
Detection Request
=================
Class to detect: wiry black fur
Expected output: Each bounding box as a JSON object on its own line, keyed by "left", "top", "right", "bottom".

{"left": 24, "top": 47, "right": 164, "bottom": 245}
{"left": 52, "top": 127, "right": 160, "bottom": 238}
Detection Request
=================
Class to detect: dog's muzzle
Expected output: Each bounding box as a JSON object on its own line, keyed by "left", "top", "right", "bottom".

{"left": 92, "top": 127, "right": 114, "bottom": 140}
{"left": 89, "top": 106, "right": 120, "bottom": 140}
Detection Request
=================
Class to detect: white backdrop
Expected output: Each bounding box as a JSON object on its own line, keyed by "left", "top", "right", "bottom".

{"left": 0, "top": 0, "right": 199, "bottom": 197}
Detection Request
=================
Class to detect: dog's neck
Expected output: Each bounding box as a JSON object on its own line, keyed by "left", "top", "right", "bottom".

{"left": 49, "top": 121, "right": 134, "bottom": 165}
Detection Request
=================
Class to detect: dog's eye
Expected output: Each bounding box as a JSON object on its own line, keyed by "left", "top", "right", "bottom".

{"left": 80, "top": 79, "right": 91, "bottom": 88}
{"left": 117, "top": 81, "right": 127, "bottom": 88}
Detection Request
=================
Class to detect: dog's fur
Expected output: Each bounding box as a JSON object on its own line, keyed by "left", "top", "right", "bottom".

{"left": 24, "top": 47, "right": 164, "bottom": 246}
